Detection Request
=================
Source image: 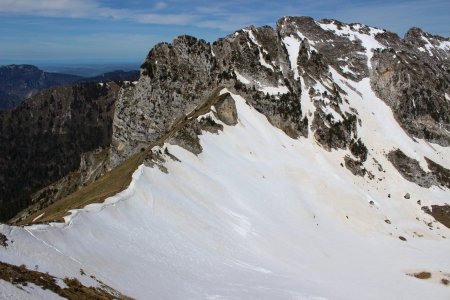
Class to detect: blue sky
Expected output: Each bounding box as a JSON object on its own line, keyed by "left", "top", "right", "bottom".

{"left": 0, "top": 0, "right": 448, "bottom": 65}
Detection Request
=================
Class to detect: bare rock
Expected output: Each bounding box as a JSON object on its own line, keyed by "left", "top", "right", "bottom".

{"left": 387, "top": 149, "right": 437, "bottom": 188}
{"left": 344, "top": 155, "right": 366, "bottom": 177}
{"left": 215, "top": 93, "right": 238, "bottom": 126}
{"left": 169, "top": 120, "right": 203, "bottom": 155}
{"left": 426, "top": 205, "right": 450, "bottom": 229}
{"left": 0, "top": 232, "right": 8, "bottom": 248}
{"left": 425, "top": 157, "right": 450, "bottom": 189}
{"left": 198, "top": 116, "right": 223, "bottom": 134}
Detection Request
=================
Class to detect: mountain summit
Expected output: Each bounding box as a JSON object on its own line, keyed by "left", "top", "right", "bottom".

{"left": 0, "top": 16, "right": 449, "bottom": 299}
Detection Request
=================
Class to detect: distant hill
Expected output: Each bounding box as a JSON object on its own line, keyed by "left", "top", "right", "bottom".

{"left": 38, "top": 62, "right": 141, "bottom": 77}
{"left": 78, "top": 69, "right": 139, "bottom": 83}
{"left": 0, "top": 65, "right": 82, "bottom": 110}
{"left": 0, "top": 65, "right": 139, "bottom": 110}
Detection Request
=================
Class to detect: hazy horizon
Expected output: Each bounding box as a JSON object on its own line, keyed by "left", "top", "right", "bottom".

{"left": 1, "top": 0, "right": 449, "bottom": 64}
{"left": 0, "top": 61, "right": 142, "bottom": 77}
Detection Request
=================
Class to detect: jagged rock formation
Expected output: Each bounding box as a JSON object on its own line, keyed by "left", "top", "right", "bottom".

{"left": 371, "top": 32, "right": 450, "bottom": 146}
{"left": 112, "top": 15, "right": 447, "bottom": 169}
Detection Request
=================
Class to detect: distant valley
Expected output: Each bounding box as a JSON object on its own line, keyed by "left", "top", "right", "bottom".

{"left": 0, "top": 64, "right": 139, "bottom": 110}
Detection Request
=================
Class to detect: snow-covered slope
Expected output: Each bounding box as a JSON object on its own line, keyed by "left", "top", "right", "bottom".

{"left": 1, "top": 87, "right": 449, "bottom": 299}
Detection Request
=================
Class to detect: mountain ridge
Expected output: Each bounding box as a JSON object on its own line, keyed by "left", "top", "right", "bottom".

{"left": 2, "top": 15, "right": 449, "bottom": 224}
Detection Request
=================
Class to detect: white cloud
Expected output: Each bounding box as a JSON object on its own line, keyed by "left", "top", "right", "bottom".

{"left": 153, "top": 1, "right": 168, "bottom": 11}
{"left": 0, "top": 32, "right": 155, "bottom": 61}
{"left": 0, "top": 0, "right": 189, "bottom": 24}
{"left": 2, "top": 0, "right": 447, "bottom": 35}
{"left": 0, "top": 0, "right": 255, "bottom": 31}
{"left": 136, "top": 13, "right": 195, "bottom": 26}
{"left": 330, "top": 0, "right": 450, "bottom": 36}
{"left": 0, "top": 0, "right": 97, "bottom": 17}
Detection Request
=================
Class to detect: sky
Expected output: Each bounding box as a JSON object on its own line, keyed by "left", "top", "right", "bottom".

{"left": 0, "top": 0, "right": 449, "bottom": 65}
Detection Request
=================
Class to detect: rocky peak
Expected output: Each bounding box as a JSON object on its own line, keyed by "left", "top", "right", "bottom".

{"left": 278, "top": 16, "right": 373, "bottom": 81}
{"left": 371, "top": 27, "right": 449, "bottom": 146}
{"left": 404, "top": 27, "right": 450, "bottom": 61}
{"left": 113, "top": 15, "right": 449, "bottom": 167}
{"left": 404, "top": 27, "right": 426, "bottom": 40}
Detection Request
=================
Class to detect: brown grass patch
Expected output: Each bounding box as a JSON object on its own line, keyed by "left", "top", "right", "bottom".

{"left": 19, "top": 152, "right": 144, "bottom": 224}
{"left": 413, "top": 271, "right": 432, "bottom": 279}
{"left": 429, "top": 205, "right": 450, "bottom": 229}
{"left": 0, "top": 260, "right": 132, "bottom": 299}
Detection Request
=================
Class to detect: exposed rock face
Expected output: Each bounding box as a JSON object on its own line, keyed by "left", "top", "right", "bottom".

{"left": 277, "top": 17, "right": 450, "bottom": 147}
{"left": 404, "top": 27, "right": 450, "bottom": 62}
{"left": 215, "top": 93, "right": 238, "bottom": 126}
{"left": 110, "top": 16, "right": 449, "bottom": 189}
{"left": 426, "top": 157, "right": 450, "bottom": 189}
{"left": 428, "top": 205, "right": 450, "bottom": 229}
{"left": 371, "top": 30, "right": 450, "bottom": 146}
{"left": 0, "top": 232, "right": 8, "bottom": 248}
{"left": 111, "top": 28, "right": 308, "bottom": 166}
{"left": 278, "top": 17, "right": 370, "bottom": 82}
{"left": 111, "top": 36, "right": 222, "bottom": 167}
{"left": 344, "top": 155, "right": 366, "bottom": 177}
{"left": 1, "top": 16, "right": 449, "bottom": 222}
{"left": 169, "top": 120, "right": 203, "bottom": 155}
{"left": 0, "top": 83, "right": 119, "bottom": 221}
{"left": 387, "top": 149, "right": 434, "bottom": 188}
{"left": 387, "top": 149, "right": 450, "bottom": 189}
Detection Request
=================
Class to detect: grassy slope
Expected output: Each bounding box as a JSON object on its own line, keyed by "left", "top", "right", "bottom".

{"left": 0, "top": 261, "right": 133, "bottom": 299}
{"left": 19, "top": 152, "right": 144, "bottom": 224}
{"left": 19, "top": 88, "right": 226, "bottom": 225}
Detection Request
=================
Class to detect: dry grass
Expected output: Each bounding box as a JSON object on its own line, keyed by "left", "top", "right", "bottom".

{"left": 0, "top": 261, "right": 133, "bottom": 299}
{"left": 412, "top": 271, "right": 432, "bottom": 279}
{"left": 19, "top": 153, "right": 144, "bottom": 224}
{"left": 19, "top": 87, "right": 226, "bottom": 225}
{"left": 429, "top": 205, "right": 450, "bottom": 229}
